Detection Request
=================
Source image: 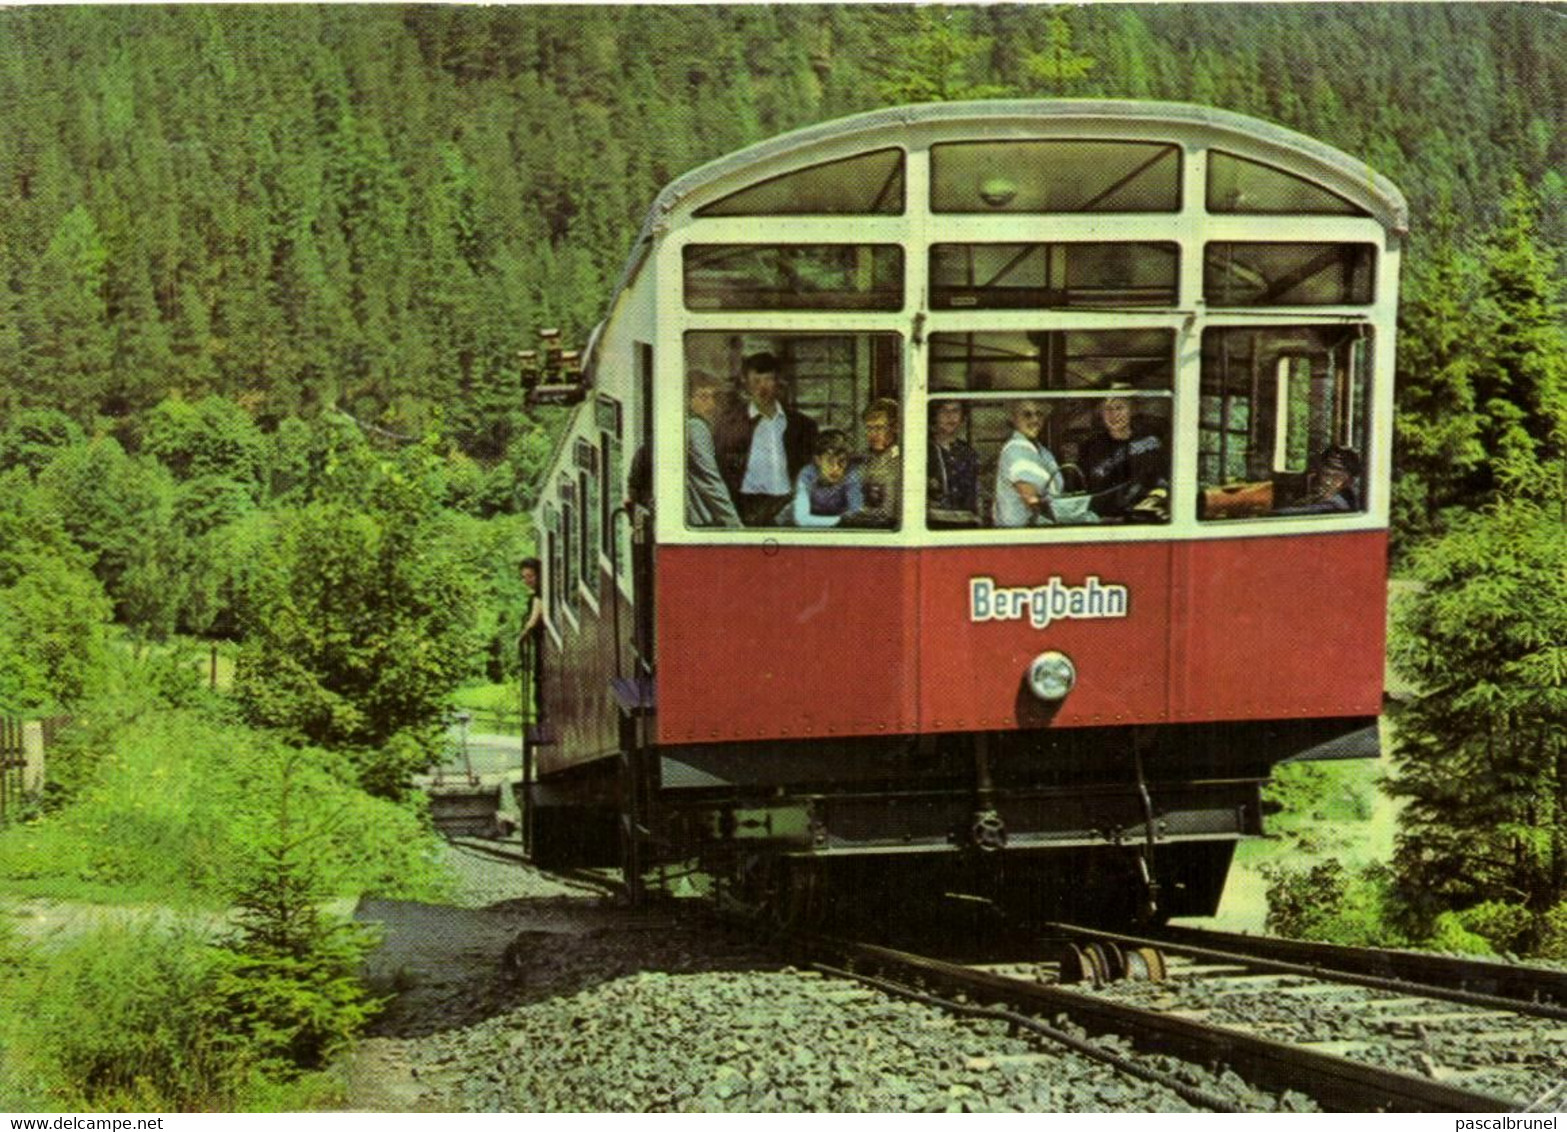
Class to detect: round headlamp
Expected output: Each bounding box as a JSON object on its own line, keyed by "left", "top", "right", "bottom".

{"left": 1027, "top": 650, "right": 1077, "bottom": 702}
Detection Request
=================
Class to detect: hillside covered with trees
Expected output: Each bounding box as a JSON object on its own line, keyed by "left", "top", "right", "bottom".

{"left": 1, "top": 5, "right": 1562, "bottom": 448}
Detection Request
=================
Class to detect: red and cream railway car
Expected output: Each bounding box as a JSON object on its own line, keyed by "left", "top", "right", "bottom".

{"left": 527, "top": 100, "right": 1405, "bottom": 924}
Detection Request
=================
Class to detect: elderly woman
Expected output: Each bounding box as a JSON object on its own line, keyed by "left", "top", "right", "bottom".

{"left": 994, "top": 399, "right": 1067, "bottom": 527}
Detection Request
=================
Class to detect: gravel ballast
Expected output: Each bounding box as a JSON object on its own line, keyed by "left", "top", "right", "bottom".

{"left": 341, "top": 841, "right": 1307, "bottom": 1112}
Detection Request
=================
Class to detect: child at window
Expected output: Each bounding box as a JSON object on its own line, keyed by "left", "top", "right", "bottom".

{"left": 858, "top": 398, "right": 901, "bottom": 528}
{"left": 789, "top": 429, "right": 864, "bottom": 527}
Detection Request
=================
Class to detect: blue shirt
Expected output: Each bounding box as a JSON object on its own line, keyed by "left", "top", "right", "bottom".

{"left": 792, "top": 464, "right": 864, "bottom": 527}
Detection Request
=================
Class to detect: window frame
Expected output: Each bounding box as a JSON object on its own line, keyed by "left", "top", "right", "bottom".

{"left": 929, "top": 138, "right": 1183, "bottom": 215}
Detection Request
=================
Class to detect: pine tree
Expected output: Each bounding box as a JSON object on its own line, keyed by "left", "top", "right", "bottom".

{"left": 871, "top": 9, "right": 1012, "bottom": 104}
{"left": 1474, "top": 179, "right": 1567, "bottom": 497}
{"left": 1388, "top": 183, "right": 1567, "bottom": 953}
{"left": 1392, "top": 206, "right": 1487, "bottom": 545}
{"left": 1388, "top": 499, "right": 1567, "bottom": 945}
{"left": 25, "top": 205, "right": 113, "bottom": 421}
{"left": 1022, "top": 8, "right": 1098, "bottom": 96}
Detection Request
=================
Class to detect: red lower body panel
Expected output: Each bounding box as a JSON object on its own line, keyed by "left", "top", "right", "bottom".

{"left": 655, "top": 532, "right": 1386, "bottom": 747}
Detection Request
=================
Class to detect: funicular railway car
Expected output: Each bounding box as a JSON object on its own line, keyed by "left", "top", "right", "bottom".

{"left": 525, "top": 100, "right": 1405, "bottom": 926}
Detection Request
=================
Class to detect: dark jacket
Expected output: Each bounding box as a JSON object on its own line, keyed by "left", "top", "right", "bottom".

{"left": 714, "top": 402, "right": 819, "bottom": 499}
{"left": 1079, "top": 431, "right": 1166, "bottom": 516}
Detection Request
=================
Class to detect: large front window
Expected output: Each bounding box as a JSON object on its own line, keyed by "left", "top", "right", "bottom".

{"left": 682, "top": 331, "right": 903, "bottom": 531}
{"left": 1198, "top": 326, "right": 1372, "bottom": 520}
{"left": 926, "top": 329, "right": 1174, "bottom": 529}
{"left": 930, "top": 242, "right": 1178, "bottom": 309}
{"left": 684, "top": 245, "right": 904, "bottom": 311}
{"left": 696, "top": 148, "right": 905, "bottom": 217}
{"left": 1205, "top": 242, "right": 1375, "bottom": 306}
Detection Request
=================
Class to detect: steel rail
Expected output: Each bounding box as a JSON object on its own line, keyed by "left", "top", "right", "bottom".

{"left": 813, "top": 935, "right": 1519, "bottom": 1112}
{"left": 1155, "top": 923, "right": 1567, "bottom": 1008}
{"left": 813, "top": 960, "right": 1247, "bottom": 1113}
{"left": 1048, "top": 922, "right": 1567, "bottom": 1022}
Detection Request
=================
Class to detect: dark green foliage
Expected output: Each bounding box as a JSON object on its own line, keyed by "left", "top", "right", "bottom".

{"left": 0, "top": 469, "right": 113, "bottom": 712}
{"left": 1388, "top": 499, "right": 1567, "bottom": 946}
{"left": 1392, "top": 207, "right": 1487, "bottom": 547}
{"left": 143, "top": 395, "right": 267, "bottom": 488}
{"left": 232, "top": 441, "right": 481, "bottom": 779}
{"left": 871, "top": 9, "right": 1014, "bottom": 104}
{"left": 0, "top": 5, "right": 1560, "bottom": 441}
{"left": 1263, "top": 858, "right": 1407, "bottom": 948}
{"left": 0, "top": 408, "right": 85, "bottom": 475}
{"left": 1433, "top": 900, "right": 1532, "bottom": 956}
{"left": 1473, "top": 181, "right": 1567, "bottom": 494}
{"left": 214, "top": 748, "right": 382, "bottom": 1074}
{"left": 1387, "top": 173, "right": 1567, "bottom": 953}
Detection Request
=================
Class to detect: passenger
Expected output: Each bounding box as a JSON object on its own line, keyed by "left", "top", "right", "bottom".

{"left": 927, "top": 398, "right": 980, "bottom": 518}
{"left": 1079, "top": 395, "right": 1168, "bottom": 519}
{"left": 684, "top": 369, "right": 742, "bottom": 529}
{"left": 994, "top": 399, "right": 1073, "bottom": 527}
{"left": 715, "top": 351, "right": 819, "bottom": 527}
{"left": 857, "top": 397, "right": 901, "bottom": 527}
{"left": 518, "top": 557, "right": 545, "bottom": 723}
{"left": 1276, "top": 445, "right": 1362, "bottom": 515}
{"left": 790, "top": 429, "right": 864, "bottom": 528}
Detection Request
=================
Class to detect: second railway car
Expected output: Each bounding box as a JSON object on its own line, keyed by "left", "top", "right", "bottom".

{"left": 525, "top": 100, "right": 1405, "bottom": 925}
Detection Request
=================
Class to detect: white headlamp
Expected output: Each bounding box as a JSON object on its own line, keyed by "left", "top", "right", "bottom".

{"left": 1027, "top": 650, "right": 1077, "bottom": 702}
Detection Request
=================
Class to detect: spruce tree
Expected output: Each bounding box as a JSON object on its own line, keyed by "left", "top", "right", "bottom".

{"left": 1389, "top": 181, "right": 1567, "bottom": 951}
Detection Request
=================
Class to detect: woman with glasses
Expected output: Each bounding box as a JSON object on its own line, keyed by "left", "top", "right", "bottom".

{"left": 994, "top": 399, "right": 1072, "bottom": 527}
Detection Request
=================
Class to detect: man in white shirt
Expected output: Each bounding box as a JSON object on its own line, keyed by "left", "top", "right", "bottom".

{"left": 716, "top": 352, "right": 818, "bottom": 526}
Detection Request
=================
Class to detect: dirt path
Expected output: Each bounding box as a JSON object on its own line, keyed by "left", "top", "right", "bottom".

{"left": 339, "top": 838, "right": 618, "bottom": 1111}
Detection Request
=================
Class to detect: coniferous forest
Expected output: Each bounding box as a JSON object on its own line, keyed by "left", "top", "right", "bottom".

{"left": 1, "top": 5, "right": 1562, "bottom": 445}
{"left": 0, "top": 6, "right": 1566, "bottom": 1107}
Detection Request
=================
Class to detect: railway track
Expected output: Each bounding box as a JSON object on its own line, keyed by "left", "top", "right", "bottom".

{"left": 1039, "top": 922, "right": 1567, "bottom": 1110}
{"left": 796, "top": 928, "right": 1557, "bottom": 1111}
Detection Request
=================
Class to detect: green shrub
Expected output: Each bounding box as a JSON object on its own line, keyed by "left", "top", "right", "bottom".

{"left": 1264, "top": 760, "right": 1378, "bottom": 826}
{"left": 213, "top": 746, "right": 385, "bottom": 1074}
{"left": 1455, "top": 900, "right": 1532, "bottom": 954}
{"left": 1537, "top": 902, "right": 1567, "bottom": 960}
{"left": 2, "top": 918, "right": 365, "bottom": 1111}
{"left": 5, "top": 924, "right": 244, "bottom": 1110}
{"left": 1427, "top": 911, "right": 1497, "bottom": 955}
{"left": 1263, "top": 858, "right": 1408, "bottom": 947}
{"left": 0, "top": 707, "right": 448, "bottom": 906}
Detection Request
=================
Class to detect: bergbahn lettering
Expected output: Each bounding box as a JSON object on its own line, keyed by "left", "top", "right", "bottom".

{"left": 969, "top": 574, "right": 1130, "bottom": 630}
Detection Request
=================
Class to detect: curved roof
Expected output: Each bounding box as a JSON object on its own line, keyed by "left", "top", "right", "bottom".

{"left": 597, "top": 100, "right": 1408, "bottom": 357}
{"left": 661, "top": 99, "right": 1405, "bottom": 230}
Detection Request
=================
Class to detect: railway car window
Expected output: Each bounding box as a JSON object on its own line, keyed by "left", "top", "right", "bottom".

{"left": 1207, "top": 152, "right": 1367, "bottom": 216}
{"left": 930, "top": 140, "right": 1180, "bottom": 213}
{"left": 929, "top": 328, "right": 1174, "bottom": 393}
{"left": 559, "top": 480, "right": 579, "bottom": 609}
{"left": 1197, "top": 325, "right": 1373, "bottom": 520}
{"left": 684, "top": 245, "right": 903, "bottom": 311}
{"left": 575, "top": 439, "right": 598, "bottom": 601}
{"left": 544, "top": 506, "right": 563, "bottom": 628}
{"left": 595, "top": 395, "right": 623, "bottom": 562}
{"left": 695, "top": 148, "right": 904, "bottom": 216}
{"left": 926, "top": 330, "right": 1174, "bottom": 529}
{"left": 1204, "top": 242, "right": 1375, "bottom": 306}
{"left": 683, "top": 331, "right": 903, "bottom": 531}
{"left": 927, "top": 395, "right": 1172, "bottom": 529}
{"left": 930, "top": 242, "right": 1178, "bottom": 309}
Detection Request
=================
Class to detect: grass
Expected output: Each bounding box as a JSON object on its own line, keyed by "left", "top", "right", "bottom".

{"left": 449, "top": 681, "right": 526, "bottom": 736}
{"left": 0, "top": 706, "right": 450, "bottom": 909}
{"left": 0, "top": 695, "right": 450, "bottom": 1112}
{"left": 1186, "top": 730, "right": 1399, "bottom": 932}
